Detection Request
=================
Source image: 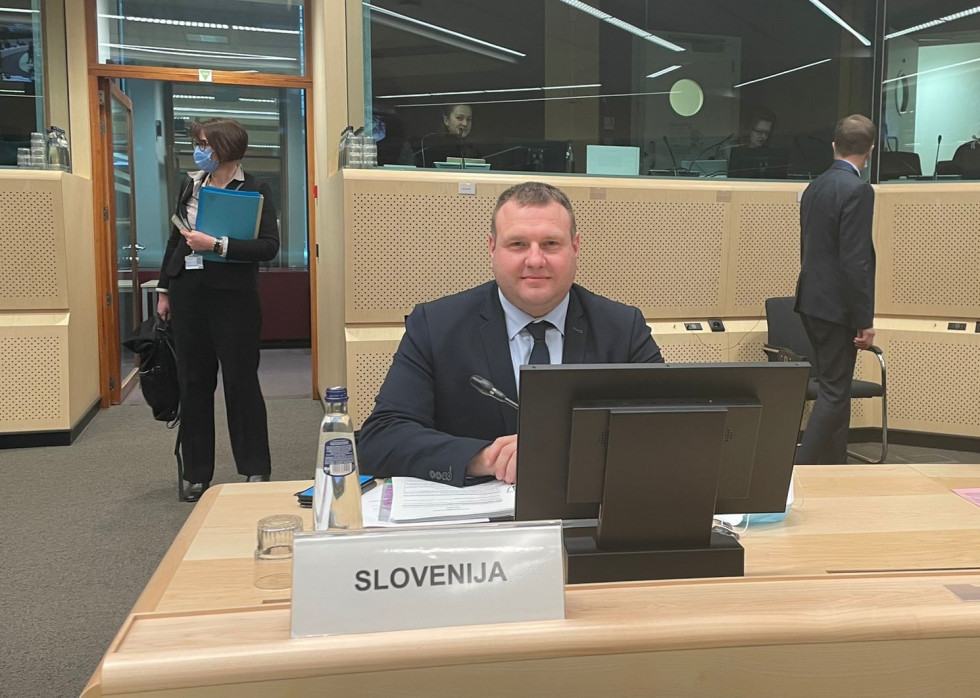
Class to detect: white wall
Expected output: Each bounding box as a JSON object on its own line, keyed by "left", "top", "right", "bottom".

{"left": 915, "top": 42, "right": 980, "bottom": 173}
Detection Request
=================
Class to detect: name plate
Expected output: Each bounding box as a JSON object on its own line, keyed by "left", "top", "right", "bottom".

{"left": 291, "top": 520, "right": 565, "bottom": 637}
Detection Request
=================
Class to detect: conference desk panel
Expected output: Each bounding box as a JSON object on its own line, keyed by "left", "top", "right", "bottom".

{"left": 86, "top": 465, "right": 980, "bottom": 697}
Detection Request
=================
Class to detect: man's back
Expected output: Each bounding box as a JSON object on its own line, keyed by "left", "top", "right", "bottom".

{"left": 795, "top": 160, "right": 875, "bottom": 330}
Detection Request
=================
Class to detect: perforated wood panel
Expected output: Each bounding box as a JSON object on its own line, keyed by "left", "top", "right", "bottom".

{"left": 348, "top": 193, "right": 495, "bottom": 322}
{"left": 346, "top": 176, "right": 732, "bottom": 323}
{"left": 346, "top": 332, "right": 404, "bottom": 429}
{"left": 882, "top": 332, "right": 980, "bottom": 436}
{"left": 876, "top": 189, "right": 980, "bottom": 317}
{"left": 728, "top": 201, "right": 800, "bottom": 315}
{"left": 0, "top": 187, "right": 68, "bottom": 308}
{"left": 892, "top": 203, "right": 980, "bottom": 306}
{"left": 651, "top": 326, "right": 727, "bottom": 364}
{"left": 574, "top": 200, "right": 727, "bottom": 317}
{"left": 0, "top": 329, "right": 67, "bottom": 428}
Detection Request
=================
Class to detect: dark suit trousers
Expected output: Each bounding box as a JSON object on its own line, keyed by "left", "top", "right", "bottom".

{"left": 796, "top": 313, "right": 857, "bottom": 464}
{"left": 168, "top": 271, "right": 271, "bottom": 483}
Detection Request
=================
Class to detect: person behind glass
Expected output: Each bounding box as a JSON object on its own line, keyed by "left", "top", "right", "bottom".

{"left": 155, "top": 118, "right": 280, "bottom": 502}
{"left": 744, "top": 111, "right": 774, "bottom": 149}
{"left": 421, "top": 103, "right": 480, "bottom": 166}
{"left": 729, "top": 109, "right": 781, "bottom": 178}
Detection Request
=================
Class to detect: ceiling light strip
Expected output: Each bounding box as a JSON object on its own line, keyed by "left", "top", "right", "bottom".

{"left": 733, "top": 58, "right": 831, "bottom": 88}
{"left": 647, "top": 65, "right": 682, "bottom": 79}
{"left": 882, "top": 56, "right": 980, "bottom": 84}
{"left": 366, "top": 4, "right": 525, "bottom": 58}
{"left": 559, "top": 0, "right": 684, "bottom": 52}
{"left": 378, "top": 84, "right": 601, "bottom": 99}
{"left": 885, "top": 6, "right": 980, "bottom": 40}
{"left": 807, "top": 1, "right": 871, "bottom": 46}
{"left": 99, "top": 42, "right": 295, "bottom": 61}
{"left": 396, "top": 90, "right": 671, "bottom": 108}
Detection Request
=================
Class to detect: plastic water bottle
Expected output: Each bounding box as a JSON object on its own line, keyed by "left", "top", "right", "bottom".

{"left": 313, "top": 386, "right": 363, "bottom": 531}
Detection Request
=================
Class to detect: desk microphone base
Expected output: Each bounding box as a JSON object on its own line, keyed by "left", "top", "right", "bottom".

{"left": 563, "top": 529, "right": 744, "bottom": 584}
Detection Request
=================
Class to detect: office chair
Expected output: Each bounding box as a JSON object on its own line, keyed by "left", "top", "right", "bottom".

{"left": 762, "top": 297, "right": 887, "bottom": 463}
{"left": 936, "top": 140, "right": 980, "bottom": 179}
{"left": 878, "top": 151, "right": 921, "bottom": 181}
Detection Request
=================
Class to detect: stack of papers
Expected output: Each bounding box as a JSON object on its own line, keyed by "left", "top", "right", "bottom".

{"left": 361, "top": 477, "right": 513, "bottom": 526}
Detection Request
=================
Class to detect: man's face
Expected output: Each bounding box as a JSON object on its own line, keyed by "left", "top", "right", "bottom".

{"left": 489, "top": 200, "right": 579, "bottom": 317}
{"left": 749, "top": 119, "right": 772, "bottom": 148}
{"left": 443, "top": 105, "right": 473, "bottom": 138}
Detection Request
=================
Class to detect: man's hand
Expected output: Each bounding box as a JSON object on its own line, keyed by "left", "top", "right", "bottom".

{"left": 467, "top": 434, "right": 518, "bottom": 484}
{"left": 854, "top": 327, "right": 875, "bottom": 350}
{"left": 157, "top": 294, "right": 171, "bottom": 321}
{"left": 180, "top": 228, "right": 218, "bottom": 252}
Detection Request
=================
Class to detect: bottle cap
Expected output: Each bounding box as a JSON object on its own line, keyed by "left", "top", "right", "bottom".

{"left": 325, "top": 386, "right": 349, "bottom": 402}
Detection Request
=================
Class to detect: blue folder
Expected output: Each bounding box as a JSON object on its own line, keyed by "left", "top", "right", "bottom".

{"left": 196, "top": 186, "right": 264, "bottom": 263}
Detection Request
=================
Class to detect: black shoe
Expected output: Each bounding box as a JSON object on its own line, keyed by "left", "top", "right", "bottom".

{"left": 246, "top": 474, "right": 270, "bottom": 483}
{"left": 183, "top": 481, "right": 209, "bottom": 502}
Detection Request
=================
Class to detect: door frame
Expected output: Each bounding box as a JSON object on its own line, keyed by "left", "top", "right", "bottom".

{"left": 94, "top": 77, "right": 140, "bottom": 405}
{"left": 84, "top": 0, "right": 318, "bottom": 408}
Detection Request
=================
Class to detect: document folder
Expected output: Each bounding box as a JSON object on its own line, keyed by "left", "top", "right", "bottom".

{"left": 196, "top": 186, "right": 264, "bottom": 263}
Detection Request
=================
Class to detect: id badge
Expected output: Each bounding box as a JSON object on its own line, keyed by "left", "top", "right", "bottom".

{"left": 185, "top": 253, "right": 204, "bottom": 270}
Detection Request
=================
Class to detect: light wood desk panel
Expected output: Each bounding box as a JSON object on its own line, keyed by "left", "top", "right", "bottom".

{"left": 85, "top": 465, "right": 980, "bottom": 697}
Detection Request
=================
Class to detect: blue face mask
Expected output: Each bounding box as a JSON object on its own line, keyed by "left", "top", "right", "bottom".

{"left": 193, "top": 146, "right": 219, "bottom": 173}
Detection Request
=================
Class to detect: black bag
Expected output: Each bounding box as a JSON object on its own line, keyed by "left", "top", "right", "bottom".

{"left": 124, "top": 316, "right": 180, "bottom": 424}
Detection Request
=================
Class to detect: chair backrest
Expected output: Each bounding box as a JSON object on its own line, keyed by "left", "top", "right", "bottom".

{"left": 953, "top": 141, "right": 980, "bottom": 179}
{"left": 878, "top": 150, "right": 921, "bottom": 180}
{"left": 765, "top": 297, "right": 815, "bottom": 362}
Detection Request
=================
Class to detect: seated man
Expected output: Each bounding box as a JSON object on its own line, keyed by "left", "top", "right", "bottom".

{"left": 358, "top": 181, "right": 664, "bottom": 487}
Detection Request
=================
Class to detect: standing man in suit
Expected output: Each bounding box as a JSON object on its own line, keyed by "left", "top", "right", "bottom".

{"left": 794, "top": 114, "right": 877, "bottom": 464}
{"left": 359, "top": 181, "right": 663, "bottom": 486}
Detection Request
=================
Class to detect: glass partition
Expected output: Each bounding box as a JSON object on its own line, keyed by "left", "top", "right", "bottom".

{"left": 94, "top": 0, "right": 306, "bottom": 76}
{"left": 363, "top": 0, "right": 876, "bottom": 180}
{"left": 119, "top": 80, "right": 308, "bottom": 271}
{"left": 881, "top": 0, "right": 980, "bottom": 182}
{"left": 0, "top": 1, "right": 44, "bottom": 166}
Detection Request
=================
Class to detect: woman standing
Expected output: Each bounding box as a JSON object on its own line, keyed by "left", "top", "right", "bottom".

{"left": 156, "top": 118, "right": 280, "bottom": 502}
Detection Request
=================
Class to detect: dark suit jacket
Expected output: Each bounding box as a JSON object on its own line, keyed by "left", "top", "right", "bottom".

{"left": 795, "top": 160, "right": 875, "bottom": 329}
{"left": 158, "top": 171, "right": 280, "bottom": 292}
{"left": 358, "top": 281, "right": 663, "bottom": 486}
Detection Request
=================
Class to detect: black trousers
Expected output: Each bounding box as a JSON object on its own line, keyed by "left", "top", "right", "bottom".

{"left": 795, "top": 313, "right": 857, "bottom": 465}
{"left": 168, "top": 270, "right": 271, "bottom": 483}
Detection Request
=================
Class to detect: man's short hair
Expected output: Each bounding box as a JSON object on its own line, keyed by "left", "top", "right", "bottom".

{"left": 834, "top": 115, "right": 877, "bottom": 157}
{"left": 490, "top": 181, "right": 577, "bottom": 238}
{"left": 191, "top": 118, "right": 249, "bottom": 162}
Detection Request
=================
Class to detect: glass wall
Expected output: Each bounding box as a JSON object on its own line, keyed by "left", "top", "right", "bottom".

{"left": 94, "top": 0, "right": 306, "bottom": 75}
{"left": 363, "top": 0, "right": 876, "bottom": 180}
{"left": 122, "top": 80, "right": 308, "bottom": 270}
{"left": 881, "top": 0, "right": 980, "bottom": 181}
{"left": 0, "top": 1, "right": 44, "bottom": 166}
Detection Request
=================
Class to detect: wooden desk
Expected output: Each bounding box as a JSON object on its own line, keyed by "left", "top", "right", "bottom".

{"left": 84, "top": 465, "right": 980, "bottom": 697}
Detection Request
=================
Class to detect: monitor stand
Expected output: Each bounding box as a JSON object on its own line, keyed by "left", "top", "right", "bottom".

{"left": 564, "top": 406, "right": 745, "bottom": 584}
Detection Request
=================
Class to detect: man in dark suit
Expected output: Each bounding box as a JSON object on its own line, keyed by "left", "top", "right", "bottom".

{"left": 794, "top": 114, "right": 877, "bottom": 464}
{"left": 359, "top": 181, "right": 663, "bottom": 486}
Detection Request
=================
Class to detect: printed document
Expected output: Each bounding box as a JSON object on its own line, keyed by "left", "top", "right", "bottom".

{"left": 388, "top": 477, "right": 515, "bottom": 523}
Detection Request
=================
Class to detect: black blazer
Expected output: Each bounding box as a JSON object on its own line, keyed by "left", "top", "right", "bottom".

{"left": 795, "top": 160, "right": 875, "bottom": 329}
{"left": 158, "top": 171, "right": 280, "bottom": 292}
{"left": 358, "top": 281, "right": 664, "bottom": 486}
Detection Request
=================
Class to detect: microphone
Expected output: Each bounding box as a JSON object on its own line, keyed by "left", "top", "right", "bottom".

{"left": 417, "top": 131, "right": 448, "bottom": 168}
{"left": 933, "top": 134, "right": 942, "bottom": 180}
{"left": 662, "top": 135, "right": 681, "bottom": 174}
{"left": 470, "top": 375, "right": 519, "bottom": 411}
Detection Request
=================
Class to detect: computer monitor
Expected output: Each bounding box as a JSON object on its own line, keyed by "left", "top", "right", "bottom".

{"left": 481, "top": 140, "right": 572, "bottom": 172}
{"left": 515, "top": 362, "right": 810, "bottom": 583}
{"left": 728, "top": 146, "right": 790, "bottom": 179}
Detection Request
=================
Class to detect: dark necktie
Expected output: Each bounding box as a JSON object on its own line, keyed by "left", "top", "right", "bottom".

{"left": 526, "top": 321, "right": 552, "bottom": 365}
